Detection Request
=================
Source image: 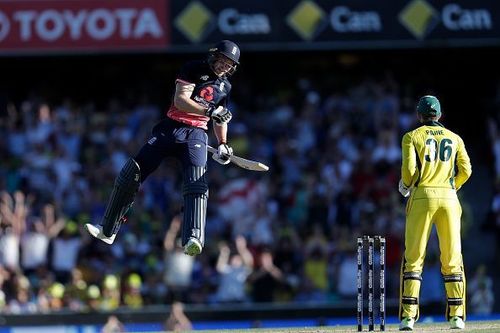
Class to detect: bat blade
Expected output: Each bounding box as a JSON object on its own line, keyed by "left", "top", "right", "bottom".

{"left": 207, "top": 145, "right": 269, "bottom": 172}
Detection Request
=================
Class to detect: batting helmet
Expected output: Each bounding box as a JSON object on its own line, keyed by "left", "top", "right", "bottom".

{"left": 209, "top": 40, "right": 240, "bottom": 64}
{"left": 417, "top": 95, "right": 441, "bottom": 117}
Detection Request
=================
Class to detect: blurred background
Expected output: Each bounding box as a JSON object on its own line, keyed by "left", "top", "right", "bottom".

{"left": 0, "top": 0, "right": 500, "bottom": 331}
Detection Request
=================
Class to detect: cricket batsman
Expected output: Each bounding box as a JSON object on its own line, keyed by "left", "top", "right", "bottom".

{"left": 85, "top": 40, "right": 241, "bottom": 256}
{"left": 398, "top": 95, "right": 472, "bottom": 330}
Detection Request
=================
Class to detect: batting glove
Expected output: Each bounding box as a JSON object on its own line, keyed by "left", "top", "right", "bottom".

{"left": 398, "top": 179, "right": 411, "bottom": 198}
{"left": 212, "top": 143, "right": 233, "bottom": 165}
{"left": 205, "top": 105, "right": 232, "bottom": 124}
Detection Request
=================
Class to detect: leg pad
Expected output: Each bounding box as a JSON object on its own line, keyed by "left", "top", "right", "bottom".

{"left": 102, "top": 158, "right": 141, "bottom": 237}
{"left": 181, "top": 166, "right": 208, "bottom": 247}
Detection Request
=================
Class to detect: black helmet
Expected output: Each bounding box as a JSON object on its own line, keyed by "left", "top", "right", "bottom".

{"left": 209, "top": 40, "right": 240, "bottom": 64}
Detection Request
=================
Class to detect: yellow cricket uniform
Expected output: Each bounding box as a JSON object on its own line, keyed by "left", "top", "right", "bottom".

{"left": 399, "top": 121, "right": 472, "bottom": 322}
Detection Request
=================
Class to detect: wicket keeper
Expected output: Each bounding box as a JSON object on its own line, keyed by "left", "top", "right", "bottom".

{"left": 85, "top": 40, "right": 241, "bottom": 256}
{"left": 398, "top": 95, "right": 472, "bottom": 330}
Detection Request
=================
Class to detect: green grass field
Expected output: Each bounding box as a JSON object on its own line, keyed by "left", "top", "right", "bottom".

{"left": 193, "top": 321, "right": 499, "bottom": 332}
{"left": 139, "top": 320, "right": 500, "bottom": 332}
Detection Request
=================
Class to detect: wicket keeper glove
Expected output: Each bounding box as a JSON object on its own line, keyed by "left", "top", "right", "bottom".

{"left": 212, "top": 143, "right": 233, "bottom": 165}
{"left": 205, "top": 105, "right": 232, "bottom": 124}
{"left": 398, "top": 179, "right": 411, "bottom": 198}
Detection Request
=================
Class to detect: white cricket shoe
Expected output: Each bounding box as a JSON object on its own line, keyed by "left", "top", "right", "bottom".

{"left": 449, "top": 316, "right": 465, "bottom": 329}
{"left": 184, "top": 238, "right": 202, "bottom": 256}
{"left": 399, "top": 317, "right": 415, "bottom": 331}
{"left": 85, "top": 224, "right": 116, "bottom": 245}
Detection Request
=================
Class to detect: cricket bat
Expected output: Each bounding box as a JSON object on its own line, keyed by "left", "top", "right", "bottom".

{"left": 207, "top": 145, "right": 269, "bottom": 172}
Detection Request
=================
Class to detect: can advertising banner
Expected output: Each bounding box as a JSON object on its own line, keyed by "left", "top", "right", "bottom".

{"left": 0, "top": 0, "right": 169, "bottom": 54}
{"left": 171, "top": 0, "right": 500, "bottom": 50}
{"left": 0, "top": 0, "right": 499, "bottom": 54}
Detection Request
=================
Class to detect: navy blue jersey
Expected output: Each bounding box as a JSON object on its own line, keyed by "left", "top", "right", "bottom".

{"left": 167, "top": 60, "right": 232, "bottom": 129}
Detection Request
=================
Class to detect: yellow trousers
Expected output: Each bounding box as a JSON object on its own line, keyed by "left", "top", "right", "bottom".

{"left": 399, "top": 187, "right": 466, "bottom": 321}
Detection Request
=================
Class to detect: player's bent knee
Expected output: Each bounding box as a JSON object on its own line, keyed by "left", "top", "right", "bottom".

{"left": 117, "top": 158, "right": 141, "bottom": 191}
{"left": 182, "top": 166, "right": 208, "bottom": 195}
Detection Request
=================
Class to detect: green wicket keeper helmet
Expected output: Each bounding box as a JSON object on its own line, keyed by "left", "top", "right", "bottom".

{"left": 417, "top": 95, "right": 441, "bottom": 117}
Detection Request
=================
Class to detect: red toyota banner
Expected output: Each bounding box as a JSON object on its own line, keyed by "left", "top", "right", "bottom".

{"left": 0, "top": 0, "right": 169, "bottom": 53}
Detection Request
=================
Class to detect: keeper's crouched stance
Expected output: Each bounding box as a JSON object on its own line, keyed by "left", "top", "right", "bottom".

{"left": 85, "top": 40, "right": 240, "bottom": 256}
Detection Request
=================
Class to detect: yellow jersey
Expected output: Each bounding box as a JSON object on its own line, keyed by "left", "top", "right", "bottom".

{"left": 401, "top": 121, "right": 471, "bottom": 190}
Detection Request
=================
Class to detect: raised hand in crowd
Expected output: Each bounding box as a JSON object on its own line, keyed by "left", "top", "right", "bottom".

{"left": 0, "top": 191, "right": 28, "bottom": 235}
{"left": 39, "top": 204, "right": 66, "bottom": 238}
{"left": 164, "top": 214, "right": 182, "bottom": 253}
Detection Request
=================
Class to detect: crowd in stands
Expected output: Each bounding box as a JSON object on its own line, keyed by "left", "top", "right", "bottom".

{"left": 485, "top": 82, "right": 500, "bottom": 315}
{"left": 0, "top": 73, "right": 494, "bottom": 315}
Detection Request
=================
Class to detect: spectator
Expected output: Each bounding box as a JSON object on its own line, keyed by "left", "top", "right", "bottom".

{"left": 164, "top": 301, "right": 192, "bottom": 332}
{"left": 468, "top": 265, "right": 494, "bottom": 315}
{"left": 0, "top": 266, "right": 7, "bottom": 312}
{"left": 86, "top": 284, "right": 102, "bottom": 311}
{"left": 0, "top": 191, "right": 26, "bottom": 270}
{"left": 7, "top": 275, "right": 37, "bottom": 314}
{"left": 102, "top": 315, "right": 125, "bottom": 333}
{"left": 371, "top": 129, "right": 401, "bottom": 165}
{"left": 248, "top": 249, "right": 283, "bottom": 303}
{"left": 163, "top": 215, "right": 194, "bottom": 302}
{"left": 21, "top": 204, "right": 65, "bottom": 276}
{"left": 64, "top": 268, "right": 88, "bottom": 311}
{"left": 303, "top": 224, "right": 329, "bottom": 295}
{"left": 50, "top": 220, "right": 88, "bottom": 284}
{"left": 334, "top": 248, "right": 356, "bottom": 300}
{"left": 100, "top": 274, "right": 120, "bottom": 311}
{"left": 47, "top": 282, "right": 65, "bottom": 311}
{"left": 490, "top": 181, "right": 500, "bottom": 262}
{"left": 211, "top": 236, "right": 253, "bottom": 303}
{"left": 123, "top": 273, "right": 143, "bottom": 308}
{"left": 488, "top": 117, "right": 500, "bottom": 180}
